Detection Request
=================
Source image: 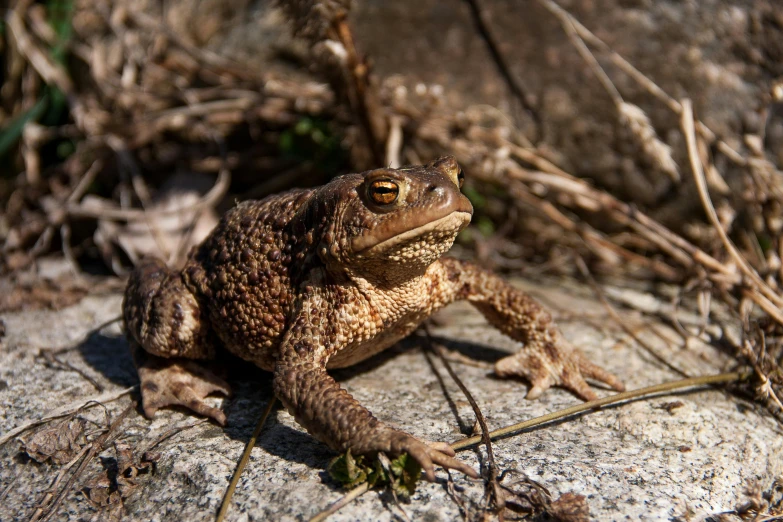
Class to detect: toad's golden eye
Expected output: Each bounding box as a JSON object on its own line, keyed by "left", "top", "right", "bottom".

{"left": 457, "top": 168, "right": 465, "bottom": 189}
{"left": 368, "top": 180, "right": 399, "bottom": 205}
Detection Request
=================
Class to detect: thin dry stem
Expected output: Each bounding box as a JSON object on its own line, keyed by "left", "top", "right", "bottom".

{"left": 385, "top": 115, "right": 404, "bottom": 168}
{"left": 33, "top": 404, "right": 134, "bottom": 522}
{"left": 681, "top": 99, "right": 783, "bottom": 312}
{"left": 66, "top": 170, "right": 230, "bottom": 221}
{"left": 537, "top": 0, "right": 749, "bottom": 168}
{"left": 574, "top": 255, "right": 689, "bottom": 377}
{"left": 309, "top": 483, "right": 370, "bottom": 522}
{"left": 27, "top": 445, "right": 91, "bottom": 522}
{"left": 619, "top": 102, "right": 679, "bottom": 181}
{"left": 450, "top": 372, "right": 747, "bottom": 451}
{"left": 425, "top": 329, "right": 505, "bottom": 514}
{"left": 216, "top": 398, "right": 277, "bottom": 522}
{"left": 540, "top": 0, "right": 678, "bottom": 181}
{"left": 0, "top": 386, "right": 136, "bottom": 447}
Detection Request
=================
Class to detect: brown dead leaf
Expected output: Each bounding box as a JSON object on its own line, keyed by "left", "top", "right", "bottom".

{"left": 100, "top": 501, "right": 125, "bottom": 522}
{"left": 115, "top": 442, "right": 157, "bottom": 487}
{"left": 548, "top": 492, "right": 591, "bottom": 522}
{"left": 81, "top": 470, "right": 124, "bottom": 522}
{"left": 87, "top": 173, "right": 219, "bottom": 272}
{"left": 82, "top": 441, "right": 159, "bottom": 513}
{"left": 735, "top": 478, "right": 783, "bottom": 519}
{"left": 656, "top": 400, "right": 686, "bottom": 414}
{"left": 82, "top": 470, "right": 118, "bottom": 506}
{"left": 499, "top": 472, "right": 551, "bottom": 516}
{"left": 114, "top": 442, "right": 135, "bottom": 474}
{"left": 19, "top": 417, "right": 86, "bottom": 465}
{"left": 0, "top": 276, "right": 90, "bottom": 313}
{"left": 768, "top": 478, "right": 783, "bottom": 515}
{"left": 498, "top": 474, "right": 590, "bottom": 522}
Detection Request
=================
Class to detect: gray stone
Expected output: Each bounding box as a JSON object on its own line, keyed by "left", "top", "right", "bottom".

{"left": 1, "top": 270, "right": 780, "bottom": 521}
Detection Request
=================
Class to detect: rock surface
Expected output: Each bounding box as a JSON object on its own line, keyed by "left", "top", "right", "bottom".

{"left": 1, "top": 269, "right": 781, "bottom": 521}
{"left": 209, "top": 0, "right": 783, "bottom": 202}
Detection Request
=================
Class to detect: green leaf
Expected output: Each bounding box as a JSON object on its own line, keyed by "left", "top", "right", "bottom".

{"left": 476, "top": 216, "right": 496, "bottom": 237}
{"left": 56, "top": 139, "right": 75, "bottom": 159}
{"left": 41, "top": 86, "right": 67, "bottom": 127}
{"left": 294, "top": 118, "right": 313, "bottom": 135}
{"left": 278, "top": 117, "right": 347, "bottom": 174}
{"left": 0, "top": 93, "right": 49, "bottom": 159}
{"left": 45, "top": 0, "right": 73, "bottom": 65}
{"left": 388, "top": 453, "right": 422, "bottom": 499}
{"left": 463, "top": 186, "right": 486, "bottom": 209}
{"left": 328, "top": 450, "right": 369, "bottom": 489}
{"left": 327, "top": 450, "right": 422, "bottom": 498}
{"left": 757, "top": 234, "right": 772, "bottom": 254}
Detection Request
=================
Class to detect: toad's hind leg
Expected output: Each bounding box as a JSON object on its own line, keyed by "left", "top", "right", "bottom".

{"left": 130, "top": 342, "right": 231, "bottom": 425}
{"left": 123, "top": 259, "right": 231, "bottom": 425}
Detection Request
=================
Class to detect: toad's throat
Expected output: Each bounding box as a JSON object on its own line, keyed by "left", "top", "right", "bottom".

{"left": 352, "top": 211, "right": 473, "bottom": 255}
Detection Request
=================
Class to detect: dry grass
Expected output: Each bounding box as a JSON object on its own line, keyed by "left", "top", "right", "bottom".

{"left": 1, "top": 0, "right": 342, "bottom": 273}
{"left": 2, "top": 0, "right": 783, "bottom": 518}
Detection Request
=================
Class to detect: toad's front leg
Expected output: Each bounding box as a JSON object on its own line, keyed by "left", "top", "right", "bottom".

{"left": 438, "top": 258, "right": 625, "bottom": 401}
{"left": 273, "top": 294, "right": 478, "bottom": 481}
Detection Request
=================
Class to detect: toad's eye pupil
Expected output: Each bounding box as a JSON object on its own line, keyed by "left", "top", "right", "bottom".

{"left": 457, "top": 169, "right": 465, "bottom": 188}
{"left": 369, "top": 180, "right": 399, "bottom": 205}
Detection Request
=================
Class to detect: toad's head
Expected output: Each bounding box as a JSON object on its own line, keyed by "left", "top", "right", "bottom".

{"left": 300, "top": 156, "right": 473, "bottom": 283}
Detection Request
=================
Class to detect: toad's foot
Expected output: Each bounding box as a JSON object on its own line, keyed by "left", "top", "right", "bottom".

{"left": 494, "top": 342, "right": 624, "bottom": 401}
{"left": 437, "top": 258, "right": 625, "bottom": 402}
{"left": 353, "top": 428, "right": 478, "bottom": 482}
{"left": 274, "top": 351, "right": 478, "bottom": 480}
{"left": 134, "top": 347, "right": 231, "bottom": 425}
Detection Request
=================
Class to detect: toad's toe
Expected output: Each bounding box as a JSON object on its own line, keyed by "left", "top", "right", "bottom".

{"left": 494, "top": 341, "right": 623, "bottom": 402}
{"left": 136, "top": 349, "right": 231, "bottom": 426}
{"left": 381, "top": 430, "right": 478, "bottom": 481}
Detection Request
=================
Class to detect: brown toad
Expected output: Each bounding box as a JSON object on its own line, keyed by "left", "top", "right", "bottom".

{"left": 123, "top": 156, "right": 624, "bottom": 480}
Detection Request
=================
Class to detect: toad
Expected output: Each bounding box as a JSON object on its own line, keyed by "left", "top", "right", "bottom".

{"left": 123, "top": 156, "right": 624, "bottom": 480}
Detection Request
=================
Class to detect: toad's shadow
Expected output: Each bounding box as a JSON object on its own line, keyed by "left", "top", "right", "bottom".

{"left": 77, "top": 329, "right": 138, "bottom": 388}
{"left": 78, "top": 329, "right": 509, "bottom": 480}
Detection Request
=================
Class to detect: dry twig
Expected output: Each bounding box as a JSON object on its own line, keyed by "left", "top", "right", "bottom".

{"left": 306, "top": 370, "right": 748, "bottom": 521}
{"left": 308, "top": 482, "right": 370, "bottom": 522}
{"left": 30, "top": 404, "right": 134, "bottom": 522}
{"left": 574, "top": 255, "right": 689, "bottom": 377}
{"left": 424, "top": 328, "right": 505, "bottom": 515}
{"left": 0, "top": 387, "right": 136, "bottom": 447}
{"left": 450, "top": 371, "right": 747, "bottom": 451}
{"left": 216, "top": 398, "right": 278, "bottom": 522}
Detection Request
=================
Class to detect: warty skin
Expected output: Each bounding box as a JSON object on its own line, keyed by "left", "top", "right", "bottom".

{"left": 123, "top": 156, "right": 624, "bottom": 480}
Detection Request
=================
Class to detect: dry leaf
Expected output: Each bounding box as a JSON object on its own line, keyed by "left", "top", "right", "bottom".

{"left": 86, "top": 173, "right": 219, "bottom": 272}
{"left": 19, "top": 418, "right": 86, "bottom": 465}
{"left": 0, "top": 276, "right": 90, "bottom": 313}
{"left": 82, "top": 441, "right": 159, "bottom": 519}
{"left": 548, "top": 492, "right": 590, "bottom": 522}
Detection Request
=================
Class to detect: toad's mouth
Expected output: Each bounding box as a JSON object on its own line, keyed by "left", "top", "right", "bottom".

{"left": 352, "top": 210, "right": 473, "bottom": 255}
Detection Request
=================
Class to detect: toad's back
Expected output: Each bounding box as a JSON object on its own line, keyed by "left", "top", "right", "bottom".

{"left": 183, "top": 189, "right": 315, "bottom": 370}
